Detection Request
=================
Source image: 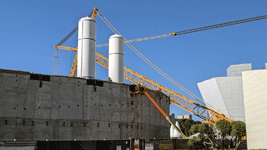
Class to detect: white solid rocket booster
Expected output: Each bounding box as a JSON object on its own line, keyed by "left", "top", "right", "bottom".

{"left": 108, "top": 34, "right": 124, "bottom": 83}
{"left": 77, "top": 16, "right": 96, "bottom": 79}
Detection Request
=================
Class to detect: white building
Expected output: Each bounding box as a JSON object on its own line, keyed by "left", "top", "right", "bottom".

{"left": 197, "top": 64, "right": 251, "bottom": 122}
{"left": 177, "top": 115, "right": 192, "bottom": 120}
{"left": 197, "top": 63, "right": 267, "bottom": 148}
{"left": 242, "top": 66, "right": 267, "bottom": 149}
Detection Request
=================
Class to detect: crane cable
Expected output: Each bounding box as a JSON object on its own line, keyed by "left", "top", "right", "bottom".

{"left": 97, "top": 13, "right": 267, "bottom": 112}
{"left": 96, "top": 14, "right": 267, "bottom": 48}
{"left": 97, "top": 12, "right": 207, "bottom": 106}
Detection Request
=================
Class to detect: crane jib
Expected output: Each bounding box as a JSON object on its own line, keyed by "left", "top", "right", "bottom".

{"left": 54, "top": 13, "right": 267, "bottom": 124}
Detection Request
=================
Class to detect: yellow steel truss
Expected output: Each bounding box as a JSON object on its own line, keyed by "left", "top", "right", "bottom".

{"left": 54, "top": 45, "right": 234, "bottom": 125}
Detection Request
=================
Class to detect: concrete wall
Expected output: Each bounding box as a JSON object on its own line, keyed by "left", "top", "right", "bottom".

{"left": 242, "top": 69, "right": 267, "bottom": 149}
{"left": 0, "top": 70, "right": 170, "bottom": 141}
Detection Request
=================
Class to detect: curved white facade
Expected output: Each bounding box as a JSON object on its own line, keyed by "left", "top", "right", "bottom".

{"left": 108, "top": 34, "right": 124, "bottom": 83}
{"left": 197, "top": 64, "right": 251, "bottom": 122}
{"left": 77, "top": 16, "right": 96, "bottom": 79}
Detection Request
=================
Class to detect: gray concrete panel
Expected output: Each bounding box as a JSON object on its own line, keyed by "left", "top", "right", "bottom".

{"left": 0, "top": 70, "right": 170, "bottom": 141}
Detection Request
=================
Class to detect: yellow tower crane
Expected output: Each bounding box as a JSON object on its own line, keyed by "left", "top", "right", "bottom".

{"left": 54, "top": 45, "right": 234, "bottom": 125}
{"left": 54, "top": 9, "right": 267, "bottom": 127}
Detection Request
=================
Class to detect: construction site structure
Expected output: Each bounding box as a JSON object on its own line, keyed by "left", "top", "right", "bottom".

{"left": 0, "top": 69, "right": 170, "bottom": 140}
{"left": 56, "top": 45, "right": 234, "bottom": 125}
{"left": 53, "top": 9, "right": 267, "bottom": 127}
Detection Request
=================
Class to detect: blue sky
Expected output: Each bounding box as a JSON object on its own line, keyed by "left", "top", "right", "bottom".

{"left": 1, "top": 1, "right": 267, "bottom": 121}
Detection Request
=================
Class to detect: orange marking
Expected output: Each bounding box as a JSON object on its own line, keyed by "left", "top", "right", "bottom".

{"left": 144, "top": 92, "right": 167, "bottom": 118}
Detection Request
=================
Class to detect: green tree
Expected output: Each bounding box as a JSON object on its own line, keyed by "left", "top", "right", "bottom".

{"left": 195, "top": 121, "right": 202, "bottom": 124}
{"left": 188, "top": 124, "right": 203, "bottom": 148}
{"left": 187, "top": 123, "right": 218, "bottom": 149}
{"left": 198, "top": 123, "right": 218, "bottom": 148}
{"left": 231, "top": 121, "right": 246, "bottom": 149}
{"left": 178, "top": 119, "right": 199, "bottom": 136}
{"left": 216, "top": 119, "right": 232, "bottom": 148}
{"left": 189, "top": 124, "right": 199, "bottom": 135}
{"left": 188, "top": 137, "right": 200, "bottom": 148}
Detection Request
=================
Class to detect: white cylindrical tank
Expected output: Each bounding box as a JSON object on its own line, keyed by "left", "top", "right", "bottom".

{"left": 77, "top": 16, "right": 96, "bottom": 79}
{"left": 108, "top": 34, "right": 124, "bottom": 83}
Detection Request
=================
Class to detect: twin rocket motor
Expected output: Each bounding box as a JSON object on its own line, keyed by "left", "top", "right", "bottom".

{"left": 77, "top": 16, "right": 124, "bottom": 83}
